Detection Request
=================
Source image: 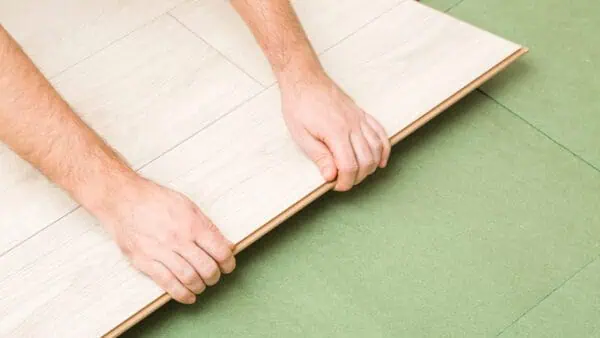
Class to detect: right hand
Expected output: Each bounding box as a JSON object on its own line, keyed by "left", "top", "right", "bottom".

{"left": 93, "top": 176, "right": 236, "bottom": 304}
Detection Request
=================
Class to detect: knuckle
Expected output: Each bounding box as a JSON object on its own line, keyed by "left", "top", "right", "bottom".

{"left": 173, "top": 289, "right": 194, "bottom": 304}
{"left": 179, "top": 267, "right": 198, "bottom": 285}
{"left": 204, "top": 268, "right": 221, "bottom": 286}
{"left": 214, "top": 249, "right": 233, "bottom": 265}
{"left": 153, "top": 269, "right": 172, "bottom": 286}
{"left": 164, "top": 275, "right": 182, "bottom": 292}
{"left": 222, "top": 257, "right": 236, "bottom": 274}
{"left": 205, "top": 259, "right": 220, "bottom": 274}
{"left": 159, "top": 230, "right": 178, "bottom": 245}
{"left": 332, "top": 121, "right": 350, "bottom": 135}
{"left": 339, "top": 164, "right": 358, "bottom": 174}
{"left": 197, "top": 219, "right": 218, "bottom": 234}
{"left": 314, "top": 152, "right": 331, "bottom": 163}
{"left": 195, "top": 282, "right": 207, "bottom": 295}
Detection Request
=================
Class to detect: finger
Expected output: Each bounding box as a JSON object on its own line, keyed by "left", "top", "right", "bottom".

{"left": 360, "top": 121, "right": 382, "bottom": 174}
{"left": 297, "top": 128, "right": 336, "bottom": 181}
{"left": 176, "top": 244, "right": 221, "bottom": 287}
{"left": 326, "top": 134, "right": 358, "bottom": 192}
{"left": 365, "top": 114, "right": 391, "bottom": 168}
{"left": 350, "top": 132, "right": 376, "bottom": 184}
{"left": 195, "top": 222, "right": 236, "bottom": 274}
{"left": 156, "top": 249, "right": 206, "bottom": 295}
{"left": 134, "top": 258, "right": 197, "bottom": 304}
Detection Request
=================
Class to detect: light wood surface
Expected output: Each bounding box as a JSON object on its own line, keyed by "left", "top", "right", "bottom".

{"left": 0, "top": 0, "right": 185, "bottom": 78}
{"left": 0, "top": 1, "right": 524, "bottom": 337}
{"left": 0, "top": 14, "right": 261, "bottom": 255}
{"left": 170, "top": 0, "right": 404, "bottom": 85}
{"left": 107, "top": 46, "right": 528, "bottom": 338}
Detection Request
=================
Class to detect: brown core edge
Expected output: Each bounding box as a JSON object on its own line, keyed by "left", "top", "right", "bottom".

{"left": 104, "top": 46, "right": 528, "bottom": 338}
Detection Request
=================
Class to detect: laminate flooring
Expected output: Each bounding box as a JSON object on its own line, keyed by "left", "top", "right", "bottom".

{"left": 0, "top": 1, "right": 523, "bottom": 336}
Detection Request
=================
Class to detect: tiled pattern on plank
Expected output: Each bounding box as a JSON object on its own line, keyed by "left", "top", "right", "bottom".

{"left": 448, "top": 0, "right": 600, "bottom": 169}
{"left": 144, "top": 0, "right": 520, "bottom": 243}
{"left": 0, "top": 1, "right": 521, "bottom": 336}
{"left": 170, "top": 0, "right": 405, "bottom": 85}
{"left": 0, "top": 0, "right": 185, "bottom": 78}
{"left": 126, "top": 91, "right": 600, "bottom": 337}
{"left": 0, "top": 15, "right": 261, "bottom": 255}
{"left": 499, "top": 258, "right": 600, "bottom": 337}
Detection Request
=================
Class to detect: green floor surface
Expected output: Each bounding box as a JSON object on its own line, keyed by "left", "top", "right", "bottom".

{"left": 125, "top": 90, "right": 600, "bottom": 337}
{"left": 421, "top": 0, "right": 463, "bottom": 12}
{"left": 448, "top": 0, "right": 600, "bottom": 169}
{"left": 500, "top": 258, "right": 600, "bottom": 337}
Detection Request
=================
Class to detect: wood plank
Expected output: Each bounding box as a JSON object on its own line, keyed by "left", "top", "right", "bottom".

{"left": 0, "top": 0, "right": 184, "bottom": 77}
{"left": 170, "top": 0, "right": 404, "bottom": 85}
{"left": 0, "top": 15, "right": 261, "bottom": 255}
{"left": 0, "top": 1, "right": 525, "bottom": 337}
{"left": 113, "top": 47, "right": 528, "bottom": 338}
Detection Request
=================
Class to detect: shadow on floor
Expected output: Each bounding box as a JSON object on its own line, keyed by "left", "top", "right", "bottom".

{"left": 123, "top": 83, "right": 513, "bottom": 336}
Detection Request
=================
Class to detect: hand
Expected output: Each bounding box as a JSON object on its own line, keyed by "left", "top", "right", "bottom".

{"left": 93, "top": 175, "right": 236, "bottom": 304}
{"left": 280, "top": 73, "right": 391, "bottom": 191}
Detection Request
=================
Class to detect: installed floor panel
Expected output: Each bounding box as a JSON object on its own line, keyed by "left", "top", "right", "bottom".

{"left": 125, "top": 92, "right": 600, "bottom": 337}
{"left": 170, "top": 0, "right": 403, "bottom": 85}
{"left": 0, "top": 14, "right": 261, "bottom": 254}
{"left": 0, "top": 0, "right": 185, "bottom": 77}
{"left": 0, "top": 1, "right": 523, "bottom": 337}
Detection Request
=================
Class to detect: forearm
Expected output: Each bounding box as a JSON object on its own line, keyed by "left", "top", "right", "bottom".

{"left": 231, "top": 0, "right": 326, "bottom": 87}
{"left": 0, "top": 26, "right": 136, "bottom": 214}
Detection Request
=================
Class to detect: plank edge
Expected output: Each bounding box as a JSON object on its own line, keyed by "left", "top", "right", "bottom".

{"left": 103, "top": 46, "right": 528, "bottom": 338}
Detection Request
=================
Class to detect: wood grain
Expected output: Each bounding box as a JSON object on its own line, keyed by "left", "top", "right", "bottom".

{"left": 0, "top": 15, "right": 261, "bottom": 255}
{"left": 0, "top": 1, "right": 525, "bottom": 337}
{"left": 0, "top": 0, "right": 187, "bottom": 78}
{"left": 106, "top": 46, "right": 527, "bottom": 338}
{"left": 170, "top": 0, "right": 405, "bottom": 85}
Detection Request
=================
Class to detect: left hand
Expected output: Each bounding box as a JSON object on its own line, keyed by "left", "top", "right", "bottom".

{"left": 279, "top": 73, "right": 391, "bottom": 191}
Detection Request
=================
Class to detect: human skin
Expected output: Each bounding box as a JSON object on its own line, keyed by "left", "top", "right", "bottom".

{"left": 232, "top": 0, "right": 391, "bottom": 191}
{"left": 0, "top": 0, "right": 390, "bottom": 304}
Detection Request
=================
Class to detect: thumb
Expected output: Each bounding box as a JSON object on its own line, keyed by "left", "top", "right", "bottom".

{"left": 298, "top": 131, "right": 337, "bottom": 181}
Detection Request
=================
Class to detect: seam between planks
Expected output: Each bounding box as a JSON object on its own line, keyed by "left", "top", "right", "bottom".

{"left": 103, "top": 47, "right": 529, "bottom": 338}
{"left": 478, "top": 89, "right": 600, "bottom": 175}
{"left": 495, "top": 255, "right": 600, "bottom": 336}
{"left": 443, "top": 0, "right": 468, "bottom": 12}
{"left": 48, "top": 1, "right": 189, "bottom": 80}
{"left": 476, "top": 88, "right": 600, "bottom": 335}
{"left": 166, "top": 12, "right": 266, "bottom": 88}
{"left": 318, "top": 0, "right": 408, "bottom": 56}
{"left": 0, "top": 83, "right": 270, "bottom": 259}
{"left": 3, "top": 0, "right": 407, "bottom": 261}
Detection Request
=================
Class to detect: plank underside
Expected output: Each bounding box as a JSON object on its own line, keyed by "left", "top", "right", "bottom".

{"left": 0, "top": 1, "right": 524, "bottom": 337}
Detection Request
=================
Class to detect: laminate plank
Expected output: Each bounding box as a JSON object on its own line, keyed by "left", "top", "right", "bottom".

{"left": 0, "top": 0, "right": 184, "bottom": 77}
{"left": 143, "top": 0, "right": 521, "bottom": 244}
{"left": 0, "top": 1, "right": 523, "bottom": 336}
{"left": 126, "top": 90, "right": 600, "bottom": 337}
{"left": 0, "top": 15, "right": 261, "bottom": 255}
{"left": 170, "top": 0, "right": 404, "bottom": 85}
